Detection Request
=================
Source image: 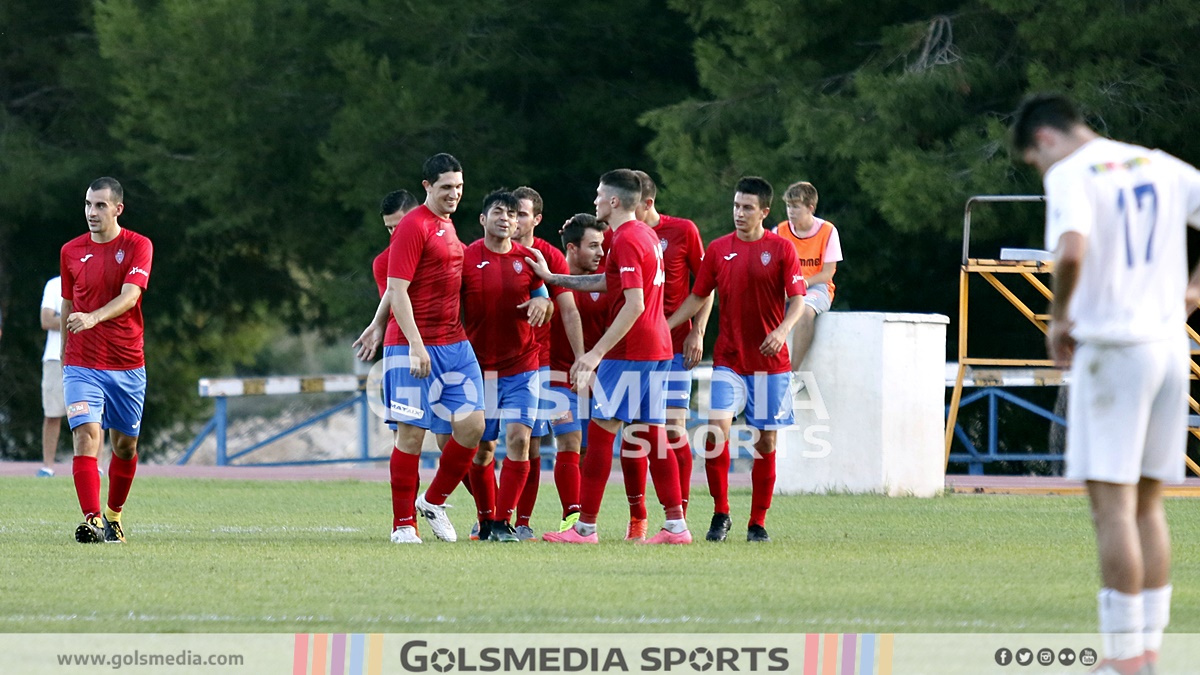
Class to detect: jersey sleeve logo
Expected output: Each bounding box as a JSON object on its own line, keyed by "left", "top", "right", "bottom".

{"left": 619, "top": 266, "right": 636, "bottom": 273}
{"left": 760, "top": 251, "right": 772, "bottom": 266}
{"left": 128, "top": 266, "right": 149, "bottom": 278}
{"left": 115, "top": 249, "right": 125, "bottom": 264}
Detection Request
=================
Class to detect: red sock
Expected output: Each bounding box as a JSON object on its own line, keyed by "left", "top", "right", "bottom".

{"left": 705, "top": 438, "right": 731, "bottom": 515}
{"left": 72, "top": 455, "right": 101, "bottom": 519}
{"left": 644, "top": 424, "right": 683, "bottom": 520}
{"left": 425, "top": 437, "right": 476, "bottom": 505}
{"left": 106, "top": 453, "right": 138, "bottom": 513}
{"left": 580, "top": 422, "right": 616, "bottom": 524}
{"left": 390, "top": 448, "right": 420, "bottom": 529}
{"left": 750, "top": 451, "right": 776, "bottom": 527}
{"left": 554, "top": 451, "right": 581, "bottom": 517}
{"left": 460, "top": 472, "right": 474, "bottom": 496}
{"left": 496, "top": 459, "right": 530, "bottom": 523}
{"left": 468, "top": 460, "right": 496, "bottom": 522}
{"left": 620, "top": 440, "right": 648, "bottom": 520}
{"left": 515, "top": 457, "right": 540, "bottom": 527}
{"left": 672, "top": 438, "right": 693, "bottom": 517}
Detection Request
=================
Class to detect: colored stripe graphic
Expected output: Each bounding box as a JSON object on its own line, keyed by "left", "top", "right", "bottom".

{"left": 841, "top": 634, "right": 856, "bottom": 675}
{"left": 312, "top": 634, "right": 327, "bottom": 675}
{"left": 350, "top": 634, "right": 365, "bottom": 675}
{"left": 804, "top": 633, "right": 820, "bottom": 675}
{"left": 859, "top": 634, "right": 875, "bottom": 675}
{"left": 879, "top": 634, "right": 894, "bottom": 675}
{"left": 293, "top": 634, "right": 308, "bottom": 675}
{"left": 823, "top": 634, "right": 839, "bottom": 675}
{"left": 368, "top": 633, "right": 384, "bottom": 675}
{"left": 331, "top": 634, "right": 346, "bottom": 675}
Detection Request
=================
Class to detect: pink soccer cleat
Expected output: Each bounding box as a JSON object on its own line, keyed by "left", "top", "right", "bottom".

{"left": 542, "top": 526, "right": 599, "bottom": 544}
{"left": 640, "top": 528, "right": 693, "bottom": 545}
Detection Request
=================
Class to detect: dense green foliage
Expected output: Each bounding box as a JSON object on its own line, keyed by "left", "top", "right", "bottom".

{"left": 2, "top": 0, "right": 1199, "bottom": 457}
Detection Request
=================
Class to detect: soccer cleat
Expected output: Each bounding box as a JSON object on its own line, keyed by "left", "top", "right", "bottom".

{"left": 390, "top": 526, "right": 422, "bottom": 544}
{"left": 74, "top": 516, "right": 103, "bottom": 544}
{"left": 542, "top": 526, "right": 598, "bottom": 544}
{"left": 747, "top": 524, "right": 771, "bottom": 542}
{"left": 640, "top": 527, "right": 693, "bottom": 545}
{"left": 558, "top": 511, "right": 580, "bottom": 532}
{"left": 415, "top": 491, "right": 457, "bottom": 543}
{"left": 514, "top": 525, "right": 536, "bottom": 541}
{"left": 624, "top": 517, "right": 648, "bottom": 541}
{"left": 102, "top": 516, "right": 125, "bottom": 543}
{"left": 469, "top": 522, "right": 481, "bottom": 541}
{"left": 705, "top": 513, "right": 732, "bottom": 542}
{"left": 1089, "top": 655, "right": 1154, "bottom": 675}
{"left": 37, "top": 467, "right": 54, "bottom": 477}
{"left": 488, "top": 522, "right": 520, "bottom": 543}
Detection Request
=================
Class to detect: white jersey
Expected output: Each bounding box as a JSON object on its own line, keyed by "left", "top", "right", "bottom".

{"left": 41, "top": 276, "right": 62, "bottom": 362}
{"left": 1044, "top": 138, "right": 1200, "bottom": 344}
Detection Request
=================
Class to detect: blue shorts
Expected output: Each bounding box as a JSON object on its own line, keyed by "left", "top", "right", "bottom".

{"left": 547, "top": 385, "right": 591, "bottom": 446}
{"left": 63, "top": 366, "right": 146, "bottom": 437}
{"left": 482, "top": 369, "right": 540, "bottom": 442}
{"left": 531, "top": 365, "right": 552, "bottom": 438}
{"left": 709, "top": 367, "right": 796, "bottom": 430}
{"left": 591, "top": 358, "right": 670, "bottom": 425}
{"left": 383, "top": 342, "right": 485, "bottom": 435}
{"left": 664, "top": 353, "right": 694, "bottom": 408}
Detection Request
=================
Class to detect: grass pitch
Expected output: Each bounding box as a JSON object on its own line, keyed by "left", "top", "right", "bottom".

{"left": 2, "top": 476, "right": 1198, "bottom": 633}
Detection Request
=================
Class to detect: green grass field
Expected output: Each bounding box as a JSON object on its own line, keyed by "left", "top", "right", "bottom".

{"left": 2, "top": 476, "right": 1199, "bottom": 634}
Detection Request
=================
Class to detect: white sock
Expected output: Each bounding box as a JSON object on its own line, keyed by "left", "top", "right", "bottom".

{"left": 574, "top": 521, "right": 597, "bottom": 536}
{"left": 1142, "top": 584, "right": 1171, "bottom": 654}
{"left": 1099, "top": 588, "right": 1145, "bottom": 660}
{"left": 663, "top": 518, "right": 687, "bottom": 534}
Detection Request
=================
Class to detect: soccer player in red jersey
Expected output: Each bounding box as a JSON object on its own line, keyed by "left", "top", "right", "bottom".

{"left": 61, "top": 177, "right": 154, "bottom": 544}
{"left": 668, "top": 176, "right": 806, "bottom": 543}
{"left": 528, "top": 169, "right": 690, "bottom": 544}
{"left": 382, "top": 153, "right": 487, "bottom": 544}
{"left": 545, "top": 213, "right": 609, "bottom": 533}
{"left": 613, "top": 170, "right": 711, "bottom": 539}
{"left": 354, "top": 189, "right": 420, "bottom": 362}
{"left": 509, "top": 186, "right": 584, "bottom": 540}
{"left": 460, "top": 189, "right": 554, "bottom": 541}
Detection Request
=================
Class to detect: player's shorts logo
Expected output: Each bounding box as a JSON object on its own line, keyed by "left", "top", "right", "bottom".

{"left": 389, "top": 401, "right": 425, "bottom": 419}
{"left": 67, "top": 402, "right": 90, "bottom": 418}
{"left": 116, "top": 249, "right": 125, "bottom": 264}
{"left": 512, "top": 260, "right": 523, "bottom": 273}
{"left": 760, "top": 251, "right": 772, "bottom": 266}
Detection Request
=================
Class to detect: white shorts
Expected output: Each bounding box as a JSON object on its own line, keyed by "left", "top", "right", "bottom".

{"left": 42, "top": 359, "right": 66, "bottom": 418}
{"left": 803, "top": 283, "right": 832, "bottom": 314}
{"left": 1065, "top": 339, "right": 1189, "bottom": 485}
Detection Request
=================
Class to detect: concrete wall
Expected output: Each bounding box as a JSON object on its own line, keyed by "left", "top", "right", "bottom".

{"left": 775, "top": 312, "right": 949, "bottom": 497}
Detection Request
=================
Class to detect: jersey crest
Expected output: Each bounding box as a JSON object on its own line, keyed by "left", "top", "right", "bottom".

{"left": 760, "top": 251, "right": 771, "bottom": 266}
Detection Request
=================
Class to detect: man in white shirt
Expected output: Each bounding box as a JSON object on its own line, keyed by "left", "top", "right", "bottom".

{"left": 39, "top": 276, "right": 65, "bottom": 477}
{"left": 1013, "top": 92, "right": 1200, "bottom": 675}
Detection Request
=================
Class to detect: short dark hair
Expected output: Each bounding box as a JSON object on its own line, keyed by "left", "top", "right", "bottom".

{"left": 380, "top": 189, "right": 419, "bottom": 216}
{"left": 735, "top": 176, "right": 773, "bottom": 209}
{"left": 513, "top": 186, "right": 543, "bottom": 216}
{"left": 89, "top": 177, "right": 123, "bottom": 203}
{"left": 481, "top": 188, "right": 519, "bottom": 215}
{"left": 598, "top": 169, "right": 642, "bottom": 210}
{"left": 422, "top": 153, "right": 463, "bottom": 184}
{"left": 561, "top": 213, "right": 605, "bottom": 249}
{"left": 1010, "top": 92, "right": 1085, "bottom": 152}
{"left": 632, "top": 170, "right": 657, "bottom": 201}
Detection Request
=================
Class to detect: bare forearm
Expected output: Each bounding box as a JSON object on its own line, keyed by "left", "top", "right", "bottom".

{"left": 389, "top": 287, "right": 425, "bottom": 347}
{"left": 546, "top": 273, "right": 606, "bottom": 292}
{"left": 40, "top": 308, "right": 59, "bottom": 330}
{"left": 667, "top": 293, "right": 706, "bottom": 331}
{"left": 691, "top": 294, "right": 715, "bottom": 333}
{"left": 776, "top": 295, "right": 807, "bottom": 335}
{"left": 371, "top": 291, "right": 391, "bottom": 329}
{"left": 90, "top": 288, "right": 140, "bottom": 324}
{"left": 561, "top": 302, "right": 585, "bottom": 358}
{"left": 60, "top": 300, "right": 72, "bottom": 359}
{"left": 1051, "top": 260, "right": 1080, "bottom": 322}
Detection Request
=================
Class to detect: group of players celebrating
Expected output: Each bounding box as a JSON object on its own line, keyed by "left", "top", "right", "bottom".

{"left": 355, "top": 153, "right": 839, "bottom": 546}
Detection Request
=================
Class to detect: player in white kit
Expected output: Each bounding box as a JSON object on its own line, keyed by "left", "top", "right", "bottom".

{"left": 1013, "top": 92, "right": 1200, "bottom": 675}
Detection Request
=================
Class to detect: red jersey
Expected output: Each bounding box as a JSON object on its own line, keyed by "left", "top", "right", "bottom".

{"left": 461, "top": 241, "right": 545, "bottom": 376}
{"left": 386, "top": 205, "right": 467, "bottom": 347}
{"left": 529, "top": 237, "right": 569, "bottom": 368}
{"left": 692, "top": 231, "right": 805, "bottom": 375}
{"left": 549, "top": 287, "right": 610, "bottom": 375}
{"left": 603, "top": 220, "right": 671, "bottom": 361}
{"left": 371, "top": 246, "right": 401, "bottom": 345}
{"left": 653, "top": 214, "right": 705, "bottom": 353}
{"left": 60, "top": 228, "right": 153, "bottom": 370}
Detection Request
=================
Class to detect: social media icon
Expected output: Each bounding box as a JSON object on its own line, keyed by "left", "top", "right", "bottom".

{"left": 1058, "top": 648, "right": 1076, "bottom": 666}
{"left": 1079, "top": 648, "right": 1098, "bottom": 667}
{"left": 995, "top": 648, "right": 1013, "bottom": 666}
{"left": 1038, "top": 648, "right": 1054, "bottom": 665}
{"left": 1016, "top": 648, "right": 1034, "bottom": 666}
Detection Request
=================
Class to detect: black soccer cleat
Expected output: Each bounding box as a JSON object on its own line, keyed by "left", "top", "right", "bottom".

{"left": 705, "top": 513, "right": 731, "bottom": 542}
{"left": 75, "top": 516, "right": 103, "bottom": 543}
{"left": 102, "top": 516, "right": 125, "bottom": 543}
{"left": 747, "top": 524, "right": 771, "bottom": 542}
